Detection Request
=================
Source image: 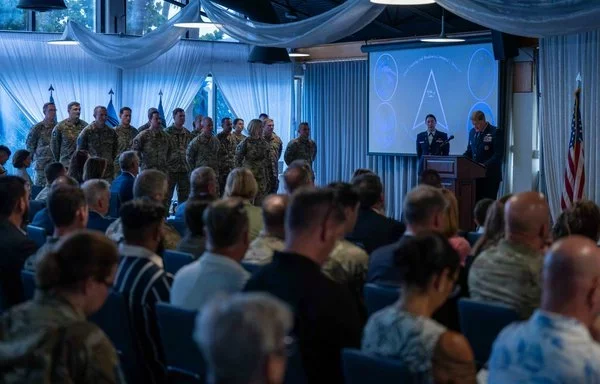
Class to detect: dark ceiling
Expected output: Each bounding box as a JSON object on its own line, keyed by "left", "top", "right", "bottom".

{"left": 212, "top": 0, "right": 487, "bottom": 43}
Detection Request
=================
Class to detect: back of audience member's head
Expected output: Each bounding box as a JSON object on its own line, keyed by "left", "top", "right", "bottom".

{"left": 119, "top": 151, "right": 139, "bottom": 173}
{"left": 262, "top": 194, "right": 289, "bottom": 235}
{"left": 195, "top": 293, "right": 293, "bottom": 384}
{"left": 283, "top": 160, "right": 313, "bottom": 194}
{"left": 351, "top": 168, "right": 373, "bottom": 180}
{"left": 12, "top": 149, "right": 30, "bottom": 169}
{"left": 471, "top": 201, "right": 506, "bottom": 257}
{"left": 0, "top": 176, "right": 28, "bottom": 220}
{"left": 403, "top": 185, "right": 447, "bottom": 230}
{"left": 352, "top": 173, "right": 383, "bottom": 209}
{"left": 473, "top": 198, "right": 494, "bottom": 228}
{"left": 81, "top": 179, "right": 111, "bottom": 216}
{"left": 504, "top": 192, "right": 550, "bottom": 250}
{"left": 419, "top": 169, "right": 442, "bottom": 188}
{"left": 36, "top": 231, "right": 117, "bottom": 315}
{"left": 440, "top": 188, "right": 460, "bottom": 238}
{"left": 190, "top": 166, "right": 217, "bottom": 198}
{"left": 83, "top": 157, "right": 107, "bottom": 182}
{"left": 45, "top": 162, "right": 66, "bottom": 185}
{"left": 498, "top": 194, "right": 513, "bottom": 204}
{"left": 120, "top": 199, "right": 166, "bottom": 248}
{"left": 224, "top": 168, "right": 258, "bottom": 201}
{"left": 134, "top": 169, "right": 168, "bottom": 202}
{"left": 328, "top": 182, "right": 360, "bottom": 233}
{"left": 68, "top": 150, "right": 90, "bottom": 183}
{"left": 47, "top": 185, "right": 87, "bottom": 229}
{"left": 552, "top": 200, "right": 600, "bottom": 242}
{"left": 203, "top": 198, "right": 249, "bottom": 256}
{"left": 0, "top": 145, "right": 11, "bottom": 160}
{"left": 51, "top": 175, "right": 79, "bottom": 188}
{"left": 185, "top": 197, "right": 216, "bottom": 237}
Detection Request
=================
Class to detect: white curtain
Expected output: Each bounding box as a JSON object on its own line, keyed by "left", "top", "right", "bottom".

{"left": 539, "top": 31, "right": 600, "bottom": 219}
{"left": 436, "top": 0, "right": 600, "bottom": 38}
{"left": 202, "top": 0, "right": 384, "bottom": 48}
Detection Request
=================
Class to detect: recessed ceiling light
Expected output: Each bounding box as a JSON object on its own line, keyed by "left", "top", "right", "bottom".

{"left": 288, "top": 49, "right": 310, "bottom": 58}
{"left": 47, "top": 37, "right": 79, "bottom": 45}
{"left": 370, "top": 0, "right": 435, "bottom": 4}
{"left": 174, "top": 22, "right": 222, "bottom": 28}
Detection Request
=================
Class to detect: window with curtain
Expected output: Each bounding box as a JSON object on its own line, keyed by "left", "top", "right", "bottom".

{"left": 187, "top": 76, "right": 210, "bottom": 124}
{"left": 0, "top": 0, "right": 26, "bottom": 30}
{"left": 215, "top": 83, "right": 235, "bottom": 129}
{"left": 0, "top": 85, "right": 32, "bottom": 175}
{"left": 126, "top": 0, "right": 180, "bottom": 36}
{"left": 35, "top": 0, "right": 95, "bottom": 32}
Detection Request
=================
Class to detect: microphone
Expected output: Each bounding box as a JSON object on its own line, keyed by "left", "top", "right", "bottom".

{"left": 436, "top": 135, "right": 454, "bottom": 155}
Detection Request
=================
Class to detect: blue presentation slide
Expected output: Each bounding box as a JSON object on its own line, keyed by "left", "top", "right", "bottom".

{"left": 368, "top": 42, "right": 499, "bottom": 155}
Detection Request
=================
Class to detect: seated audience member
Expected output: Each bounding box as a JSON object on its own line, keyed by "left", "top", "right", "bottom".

{"left": 195, "top": 293, "right": 293, "bottom": 384}
{"left": 440, "top": 188, "right": 471, "bottom": 265}
{"left": 489, "top": 236, "right": 600, "bottom": 381}
{"left": 106, "top": 169, "right": 181, "bottom": 249}
{"left": 110, "top": 150, "right": 139, "bottom": 204}
{"left": 114, "top": 199, "right": 173, "bottom": 384}
{"left": 35, "top": 162, "right": 66, "bottom": 201}
{"left": 346, "top": 173, "right": 405, "bottom": 254}
{"left": 0, "top": 145, "right": 11, "bottom": 176}
{"left": 24, "top": 185, "right": 88, "bottom": 271}
{"left": 0, "top": 176, "right": 37, "bottom": 307}
{"left": 177, "top": 196, "right": 216, "bottom": 258}
{"left": 351, "top": 168, "right": 373, "bottom": 179}
{"left": 282, "top": 160, "right": 313, "bottom": 194}
{"left": 82, "top": 179, "right": 113, "bottom": 232}
{"left": 473, "top": 198, "right": 494, "bottom": 233}
{"left": 223, "top": 167, "right": 263, "bottom": 241}
{"left": 12, "top": 149, "right": 32, "bottom": 186}
{"left": 0, "top": 231, "right": 124, "bottom": 382}
{"left": 32, "top": 176, "right": 79, "bottom": 234}
{"left": 368, "top": 185, "right": 446, "bottom": 284}
{"left": 67, "top": 149, "right": 90, "bottom": 184}
{"left": 82, "top": 157, "right": 107, "bottom": 182}
{"left": 243, "top": 194, "right": 287, "bottom": 265}
{"left": 245, "top": 188, "right": 362, "bottom": 384}
{"left": 322, "top": 182, "right": 369, "bottom": 315}
{"left": 469, "top": 192, "right": 549, "bottom": 318}
{"left": 469, "top": 200, "right": 506, "bottom": 260}
{"left": 552, "top": 199, "right": 600, "bottom": 242}
{"left": 171, "top": 198, "right": 250, "bottom": 311}
{"left": 362, "top": 233, "right": 476, "bottom": 383}
{"left": 419, "top": 169, "right": 442, "bottom": 188}
{"left": 175, "top": 166, "right": 218, "bottom": 220}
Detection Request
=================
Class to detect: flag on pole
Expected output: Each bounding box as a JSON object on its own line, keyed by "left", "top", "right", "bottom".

{"left": 158, "top": 90, "right": 166, "bottom": 126}
{"left": 106, "top": 89, "right": 120, "bottom": 127}
{"left": 560, "top": 74, "right": 585, "bottom": 210}
{"left": 48, "top": 84, "right": 55, "bottom": 104}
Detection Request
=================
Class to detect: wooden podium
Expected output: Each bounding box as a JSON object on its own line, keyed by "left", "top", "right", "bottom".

{"left": 423, "top": 155, "right": 487, "bottom": 231}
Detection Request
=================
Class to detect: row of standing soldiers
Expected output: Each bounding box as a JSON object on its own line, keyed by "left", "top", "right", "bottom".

{"left": 26, "top": 102, "right": 317, "bottom": 204}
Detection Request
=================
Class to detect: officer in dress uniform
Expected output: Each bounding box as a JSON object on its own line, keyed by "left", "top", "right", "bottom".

{"left": 416, "top": 114, "right": 449, "bottom": 175}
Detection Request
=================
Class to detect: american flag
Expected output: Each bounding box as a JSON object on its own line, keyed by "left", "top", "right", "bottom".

{"left": 560, "top": 86, "right": 585, "bottom": 210}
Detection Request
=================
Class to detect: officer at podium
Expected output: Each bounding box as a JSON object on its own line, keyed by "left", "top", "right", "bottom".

{"left": 464, "top": 110, "right": 504, "bottom": 201}
{"left": 416, "top": 114, "right": 449, "bottom": 175}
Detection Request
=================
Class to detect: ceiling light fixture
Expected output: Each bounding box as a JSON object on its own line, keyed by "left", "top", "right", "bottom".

{"left": 420, "top": 8, "right": 465, "bottom": 43}
{"left": 369, "top": 0, "right": 435, "bottom": 5}
{"left": 288, "top": 49, "right": 310, "bottom": 58}
{"left": 47, "top": 36, "right": 79, "bottom": 45}
{"left": 174, "top": 21, "right": 222, "bottom": 28}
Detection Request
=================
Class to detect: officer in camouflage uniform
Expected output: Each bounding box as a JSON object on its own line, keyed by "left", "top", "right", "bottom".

{"left": 232, "top": 118, "right": 246, "bottom": 146}
{"left": 235, "top": 118, "right": 271, "bottom": 205}
{"left": 284, "top": 122, "right": 317, "bottom": 168}
{"left": 132, "top": 111, "right": 171, "bottom": 175}
{"left": 76, "top": 106, "right": 119, "bottom": 181}
{"left": 165, "top": 108, "right": 193, "bottom": 204}
{"left": 26, "top": 102, "right": 57, "bottom": 186}
{"left": 51, "top": 101, "right": 88, "bottom": 167}
{"left": 190, "top": 114, "right": 204, "bottom": 140}
{"left": 216, "top": 117, "right": 237, "bottom": 195}
{"left": 137, "top": 107, "right": 158, "bottom": 133}
{"left": 263, "top": 118, "right": 283, "bottom": 194}
{"left": 113, "top": 107, "right": 138, "bottom": 176}
{"left": 186, "top": 117, "right": 221, "bottom": 194}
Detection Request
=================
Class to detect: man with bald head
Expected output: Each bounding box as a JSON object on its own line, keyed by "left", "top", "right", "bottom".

{"left": 469, "top": 191, "right": 550, "bottom": 318}
{"left": 283, "top": 159, "right": 313, "bottom": 194}
{"left": 243, "top": 194, "right": 288, "bottom": 265}
{"left": 488, "top": 235, "right": 600, "bottom": 381}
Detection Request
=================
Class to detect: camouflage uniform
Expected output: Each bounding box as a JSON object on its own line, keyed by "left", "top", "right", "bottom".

{"left": 284, "top": 136, "right": 317, "bottom": 166}
{"left": 132, "top": 128, "right": 171, "bottom": 174}
{"left": 51, "top": 118, "right": 88, "bottom": 167}
{"left": 105, "top": 218, "right": 181, "bottom": 250}
{"left": 26, "top": 120, "right": 55, "bottom": 186}
{"left": 235, "top": 137, "right": 271, "bottom": 205}
{"left": 0, "top": 291, "right": 125, "bottom": 383}
{"left": 186, "top": 133, "right": 221, "bottom": 193}
{"left": 216, "top": 131, "right": 237, "bottom": 194}
{"left": 165, "top": 125, "right": 193, "bottom": 204}
{"left": 77, "top": 121, "right": 119, "bottom": 181}
{"left": 264, "top": 133, "right": 283, "bottom": 194}
{"left": 232, "top": 132, "right": 247, "bottom": 146}
{"left": 113, "top": 124, "right": 138, "bottom": 176}
{"left": 189, "top": 129, "right": 203, "bottom": 140}
{"left": 242, "top": 232, "right": 285, "bottom": 265}
{"left": 137, "top": 122, "right": 151, "bottom": 132}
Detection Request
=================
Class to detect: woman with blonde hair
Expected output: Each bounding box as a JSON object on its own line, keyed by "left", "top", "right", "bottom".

{"left": 440, "top": 188, "right": 471, "bottom": 265}
{"left": 470, "top": 200, "right": 506, "bottom": 259}
{"left": 234, "top": 119, "right": 271, "bottom": 205}
{"left": 224, "top": 167, "right": 264, "bottom": 241}
{"left": 82, "top": 156, "right": 107, "bottom": 182}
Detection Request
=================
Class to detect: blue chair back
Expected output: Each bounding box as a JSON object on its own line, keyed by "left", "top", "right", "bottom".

{"left": 241, "top": 262, "right": 262, "bottom": 274}
{"left": 109, "top": 192, "right": 121, "bottom": 218}
{"left": 342, "top": 349, "right": 421, "bottom": 384}
{"left": 364, "top": 283, "right": 399, "bottom": 316}
{"left": 26, "top": 225, "right": 46, "bottom": 248}
{"left": 89, "top": 291, "right": 144, "bottom": 384}
{"left": 28, "top": 200, "right": 45, "bottom": 223}
{"left": 458, "top": 298, "right": 520, "bottom": 366}
{"left": 20, "top": 270, "right": 36, "bottom": 301}
{"left": 465, "top": 232, "right": 483, "bottom": 246}
{"left": 167, "top": 218, "right": 187, "bottom": 237}
{"left": 31, "top": 185, "right": 44, "bottom": 200}
{"left": 155, "top": 302, "right": 205, "bottom": 384}
{"left": 164, "top": 250, "right": 194, "bottom": 275}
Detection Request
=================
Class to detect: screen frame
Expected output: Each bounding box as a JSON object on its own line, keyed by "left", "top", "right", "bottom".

{"left": 363, "top": 37, "right": 501, "bottom": 157}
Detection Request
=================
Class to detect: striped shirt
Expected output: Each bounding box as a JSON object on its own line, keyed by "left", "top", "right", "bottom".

{"left": 114, "top": 244, "right": 173, "bottom": 384}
